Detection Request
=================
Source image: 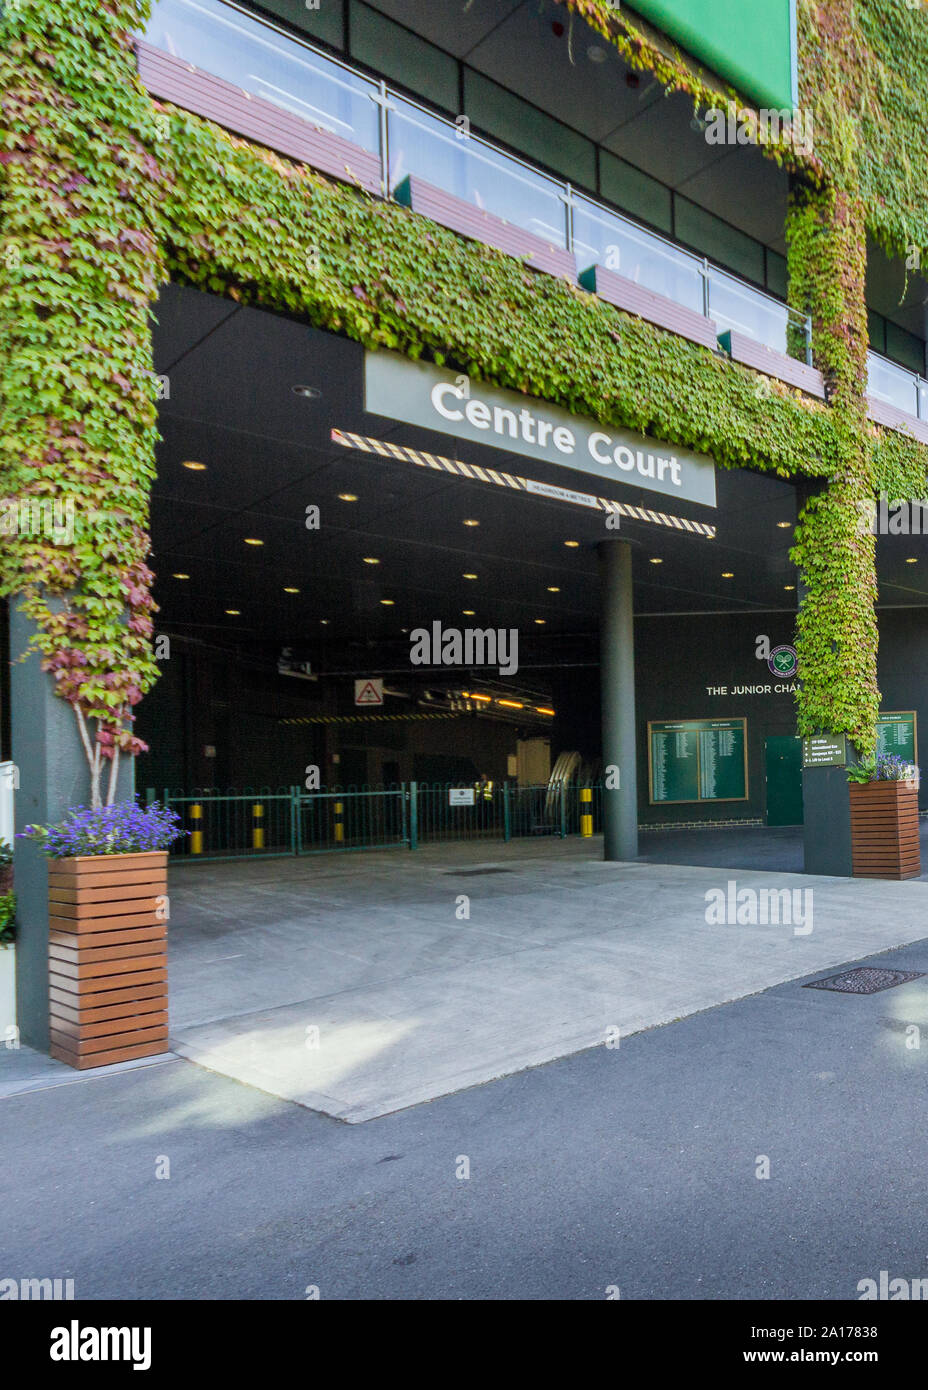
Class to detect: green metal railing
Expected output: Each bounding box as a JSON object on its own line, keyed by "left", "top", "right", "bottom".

{"left": 150, "top": 782, "right": 604, "bottom": 862}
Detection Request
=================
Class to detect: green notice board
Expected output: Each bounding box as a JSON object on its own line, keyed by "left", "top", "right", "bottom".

{"left": 875, "top": 711, "right": 917, "bottom": 765}
{"left": 649, "top": 718, "right": 748, "bottom": 804}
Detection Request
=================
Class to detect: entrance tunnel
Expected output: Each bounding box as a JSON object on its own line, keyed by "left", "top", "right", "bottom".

{"left": 137, "top": 283, "right": 928, "bottom": 872}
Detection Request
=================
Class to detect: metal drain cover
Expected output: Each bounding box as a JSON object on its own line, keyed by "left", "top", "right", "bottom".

{"left": 804, "top": 967, "right": 924, "bottom": 995}
{"left": 444, "top": 867, "right": 512, "bottom": 877}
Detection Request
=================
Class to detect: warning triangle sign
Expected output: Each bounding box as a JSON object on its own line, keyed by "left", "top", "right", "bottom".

{"left": 354, "top": 678, "right": 384, "bottom": 706}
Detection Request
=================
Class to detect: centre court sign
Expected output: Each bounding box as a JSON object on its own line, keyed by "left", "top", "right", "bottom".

{"left": 364, "top": 352, "right": 717, "bottom": 509}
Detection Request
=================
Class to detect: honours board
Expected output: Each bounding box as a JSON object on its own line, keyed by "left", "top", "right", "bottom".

{"left": 648, "top": 719, "right": 748, "bottom": 804}
{"left": 875, "top": 711, "right": 917, "bottom": 765}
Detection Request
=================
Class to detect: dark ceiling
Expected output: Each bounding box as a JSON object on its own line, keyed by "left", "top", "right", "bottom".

{"left": 149, "top": 283, "right": 928, "bottom": 671}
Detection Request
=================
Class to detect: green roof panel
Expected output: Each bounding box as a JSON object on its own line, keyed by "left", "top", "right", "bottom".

{"left": 628, "top": 0, "right": 797, "bottom": 112}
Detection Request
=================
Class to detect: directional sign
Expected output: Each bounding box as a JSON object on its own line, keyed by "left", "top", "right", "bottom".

{"left": 802, "top": 734, "right": 846, "bottom": 768}
{"left": 354, "top": 678, "right": 384, "bottom": 707}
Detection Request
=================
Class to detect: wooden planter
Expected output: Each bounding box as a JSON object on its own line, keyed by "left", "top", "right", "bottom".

{"left": 849, "top": 781, "right": 921, "bottom": 880}
{"left": 47, "top": 851, "right": 169, "bottom": 1069}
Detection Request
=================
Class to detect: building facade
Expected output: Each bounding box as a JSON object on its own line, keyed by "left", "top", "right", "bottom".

{"left": 3, "top": 0, "right": 928, "bottom": 1049}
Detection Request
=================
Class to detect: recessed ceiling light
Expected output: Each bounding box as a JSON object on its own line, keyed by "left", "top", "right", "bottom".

{"left": 534, "top": 618, "right": 546, "bottom": 625}
{"left": 338, "top": 493, "right": 358, "bottom": 502}
{"left": 225, "top": 608, "right": 240, "bottom": 615}
{"left": 283, "top": 586, "right": 300, "bottom": 593}
{"left": 462, "top": 609, "right": 475, "bottom": 616}
{"left": 564, "top": 540, "right": 579, "bottom": 548}
{"left": 721, "top": 572, "right": 734, "bottom": 578}
{"left": 182, "top": 461, "right": 206, "bottom": 471}
{"left": 172, "top": 573, "right": 190, "bottom": 579}
{"left": 463, "top": 573, "right": 478, "bottom": 580}
{"left": 587, "top": 44, "right": 607, "bottom": 63}
{"left": 906, "top": 557, "right": 918, "bottom": 564}
{"left": 244, "top": 537, "right": 263, "bottom": 546}
{"left": 463, "top": 519, "right": 480, "bottom": 527}
{"left": 320, "top": 619, "right": 329, "bottom": 625}
{"left": 776, "top": 521, "right": 792, "bottom": 529}
{"left": 547, "top": 586, "right": 560, "bottom": 593}
{"left": 784, "top": 584, "right": 796, "bottom": 591}
{"left": 649, "top": 557, "right": 663, "bottom": 565}
{"left": 292, "top": 384, "right": 321, "bottom": 399}
{"left": 381, "top": 598, "right": 395, "bottom": 605}
{"left": 362, "top": 556, "right": 380, "bottom": 565}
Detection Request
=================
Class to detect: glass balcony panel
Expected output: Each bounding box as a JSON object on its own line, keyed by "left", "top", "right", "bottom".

{"left": 918, "top": 379, "right": 928, "bottom": 422}
{"left": 572, "top": 196, "right": 704, "bottom": 315}
{"left": 868, "top": 351, "right": 919, "bottom": 415}
{"left": 144, "top": 0, "right": 380, "bottom": 152}
{"left": 707, "top": 268, "right": 790, "bottom": 355}
{"left": 387, "top": 97, "right": 568, "bottom": 249}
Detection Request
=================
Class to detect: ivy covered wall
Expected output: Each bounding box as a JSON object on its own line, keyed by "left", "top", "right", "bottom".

{"left": 1, "top": 0, "right": 928, "bottom": 785}
{"left": 0, "top": 0, "right": 168, "bottom": 801}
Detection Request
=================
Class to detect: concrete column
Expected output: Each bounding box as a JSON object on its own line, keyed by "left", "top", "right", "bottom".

{"left": 599, "top": 540, "right": 638, "bottom": 861}
{"left": 10, "top": 605, "right": 133, "bottom": 1050}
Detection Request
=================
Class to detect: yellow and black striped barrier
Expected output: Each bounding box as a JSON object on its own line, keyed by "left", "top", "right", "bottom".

{"left": 190, "top": 803, "right": 203, "bottom": 855}
{"left": 334, "top": 801, "right": 344, "bottom": 844}
{"left": 331, "top": 428, "right": 716, "bottom": 538}
{"left": 252, "top": 802, "right": 265, "bottom": 850}
{"left": 580, "top": 787, "right": 593, "bottom": 838}
{"left": 278, "top": 712, "right": 457, "bottom": 727}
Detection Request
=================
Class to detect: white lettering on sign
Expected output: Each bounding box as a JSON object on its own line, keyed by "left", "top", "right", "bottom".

{"left": 524, "top": 479, "right": 600, "bottom": 509}
{"left": 705, "top": 683, "right": 798, "bottom": 696}
{"left": 587, "top": 435, "right": 682, "bottom": 486}
{"left": 430, "top": 381, "right": 579, "bottom": 457}
{"left": 431, "top": 382, "right": 689, "bottom": 486}
{"left": 364, "top": 352, "right": 717, "bottom": 508}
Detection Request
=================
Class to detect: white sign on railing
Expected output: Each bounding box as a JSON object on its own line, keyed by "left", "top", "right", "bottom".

{"left": 0, "top": 763, "right": 17, "bottom": 851}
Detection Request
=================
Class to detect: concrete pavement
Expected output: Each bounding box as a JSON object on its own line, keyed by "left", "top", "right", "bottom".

{"left": 156, "top": 837, "right": 928, "bottom": 1120}
{"left": 3, "top": 929, "right": 928, "bottom": 1299}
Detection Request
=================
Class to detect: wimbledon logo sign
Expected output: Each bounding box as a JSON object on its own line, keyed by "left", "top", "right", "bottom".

{"left": 768, "top": 645, "right": 798, "bottom": 678}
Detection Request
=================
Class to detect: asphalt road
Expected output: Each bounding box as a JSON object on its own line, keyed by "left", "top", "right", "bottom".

{"left": 3, "top": 938, "right": 928, "bottom": 1300}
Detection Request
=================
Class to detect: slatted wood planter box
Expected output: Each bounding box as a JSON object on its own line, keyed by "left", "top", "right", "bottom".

{"left": 48, "top": 851, "right": 169, "bottom": 1069}
{"left": 394, "top": 175, "right": 576, "bottom": 281}
{"left": 849, "top": 782, "right": 921, "bottom": 880}
{"left": 578, "top": 264, "right": 718, "bottom": 350}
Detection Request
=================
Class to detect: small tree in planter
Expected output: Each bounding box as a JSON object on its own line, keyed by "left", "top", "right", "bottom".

{"left": 20, "top": 802, "right": 183, "bottom": 1069}
{"left": 847, "top": 754, "right": 921, "bottom": 880}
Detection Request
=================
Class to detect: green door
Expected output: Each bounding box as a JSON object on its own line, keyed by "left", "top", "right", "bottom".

{"left": 765, "top": 736, "right": 804, "bottom": 826}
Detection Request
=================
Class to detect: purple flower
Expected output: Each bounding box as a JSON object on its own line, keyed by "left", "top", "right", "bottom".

{"left": 18, "top": 801, "right": 185, "bottom": 857}
{"left": 875, "top": 755, "right": 919, "bottom": 782}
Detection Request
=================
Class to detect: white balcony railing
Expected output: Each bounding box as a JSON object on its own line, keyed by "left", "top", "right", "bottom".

{"left": 144, "top": 0, "right": 815, "bottom": 362}
{"left": 867, "top": 350, "right": 928, "bottom": 421}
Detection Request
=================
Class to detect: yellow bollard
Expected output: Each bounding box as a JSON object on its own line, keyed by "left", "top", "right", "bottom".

{"left": 334, "top": 801, "right": 344, "bottom": 843}
{"left": 252, "top": 802, "right": 265, "bottom": 850}
{"left": 580, "top": 787, "right": 593, "bottom": 838}
{"left": 190, "top": 803, "right": 203, "bottom": 855}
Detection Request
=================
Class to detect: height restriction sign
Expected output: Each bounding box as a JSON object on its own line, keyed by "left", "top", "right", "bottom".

{"left": 354, "top": 678, "right": 384, "bottom": 707}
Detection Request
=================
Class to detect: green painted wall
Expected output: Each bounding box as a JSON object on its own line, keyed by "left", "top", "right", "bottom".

{"left": 628, "top": 0, "right": 796, "bottom": 111}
